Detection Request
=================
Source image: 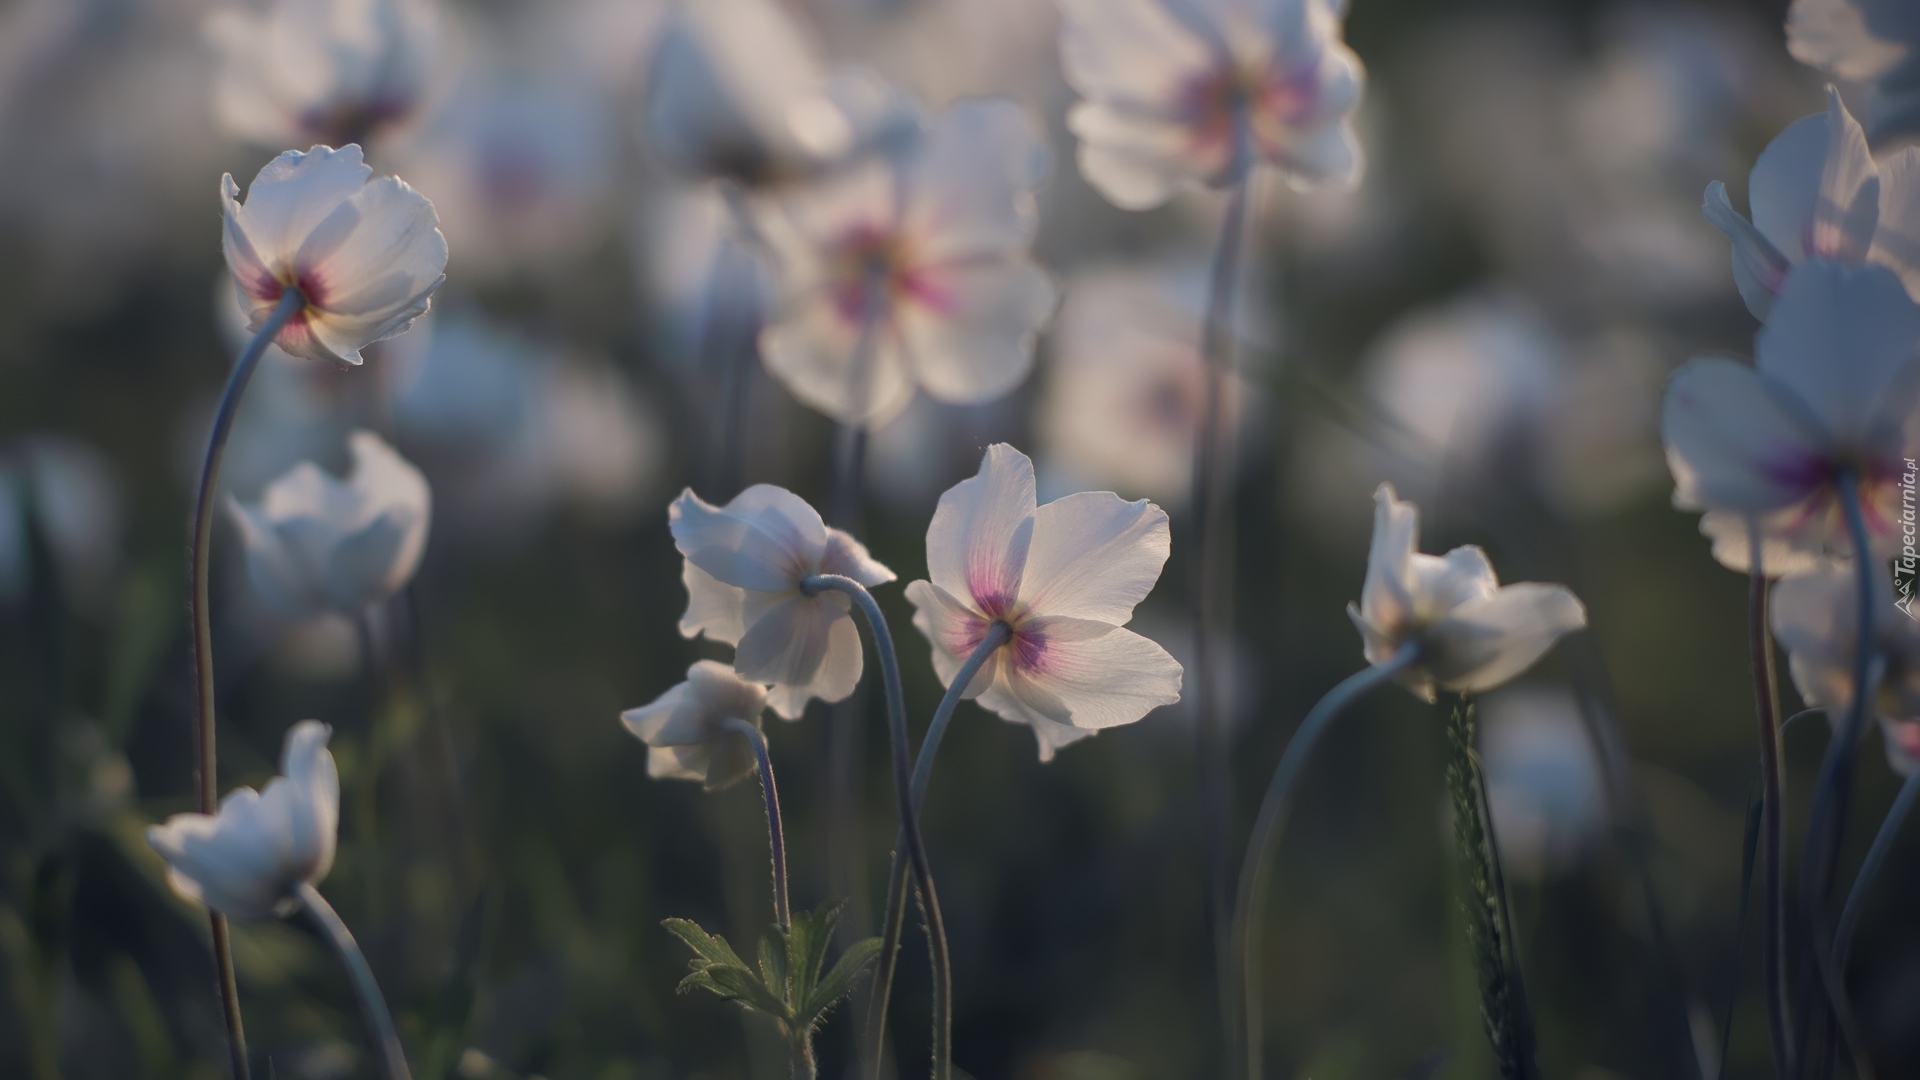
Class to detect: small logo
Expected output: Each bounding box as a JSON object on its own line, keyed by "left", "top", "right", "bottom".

{"left": 1899, "top": 457, "right": 1918, "bottom": 621}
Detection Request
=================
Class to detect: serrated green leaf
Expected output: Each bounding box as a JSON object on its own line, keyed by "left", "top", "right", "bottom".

{"left": 758, "top": 925, "right": 788, "bottom": 1003}
{"left": 662, "top": 918, "right": 747, "bottom": 970}
{"left": 663, "top": 918, "right": 790, "bottom": 1021}
{"left": 798, "top": 936, "right": 881, "bottom": 1028}
{"left": 789, "top": 900, "right": 844, "bottom": 1007}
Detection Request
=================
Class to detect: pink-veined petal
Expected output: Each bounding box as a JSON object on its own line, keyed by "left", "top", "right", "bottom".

{"left": 1660, "top": 356, "right": 1833, "bottom": 513}
{"left": 230, "top": 145, "right": 374, "bottom": 273}
{"left": 904, "top": 578, "right": 998, "bottom": 696}
{"left": 1016, "top": 490, "right": 1170, "bottom": 624}
{"left": 1001, "top": 616, "right": 1183, "bottom": 731}
{"left": 897, "top": 258, "right": 1055, "bottom": 406}
{"left": 925, "top": 443, "right": 1037, "bottom": 613}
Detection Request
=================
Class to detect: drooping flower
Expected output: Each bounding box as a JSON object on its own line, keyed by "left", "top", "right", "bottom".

{"left": 1787, "top": 0, "right": 1920, "bottom": 143}
{"left": 1057, "top": 0, "right": 1366, "bottom": 210}
{"left": 223, "top": 144, "right": 448, "bottom": 366}
{"left": 904, "top": 444, "right": 1183, "bottom": 761}
{"left": 1348, "top": 484, "right": 1587, "bottom": 703}
{"left": 207, "top": 0, "right": 436, "bottom": 149}
{"left": 1773, "top": 564, "right": 1920, "bottom": 775}
{"left": 758, "top": 99, "right": 1056, "bottom": 428}
{"left": 671, "top": 486, "right": 894, "bottom": 719}
{"left": 1703, "top": 87, "right": 1920, "bottom": 320}
{"left": 228, "top": 430, "right": 431, "bottom": 619}
{"left": 1661, "top": 260, "right": 1920, "bottom": 575}
{"left": 621, "top": 660, "right": 769, "bottom": 788}
{"left": 147, "top": 720, "right": 339, "bottom": 919}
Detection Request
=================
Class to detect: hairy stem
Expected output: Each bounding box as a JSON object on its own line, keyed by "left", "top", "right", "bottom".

{"left": 863, "top": 622, "right": 1012, "bottom": 1077}
{"left": 801, "top": 574, "right": 952, "bottom": 1080}
{"left": 190, "top": 287, "right": 305, "bottom": 1080}
{"left": 1747, "top": 522, "right": 1793, "bottom": 1077}
{"left": 295, "top": 883, "right": 410, "bottom": 1080}
{"left": 1232, "top": 642, "right": 1420, "bottom": 1080}
{"left": 724, "top": 716, "right": 790, "bottom": 931}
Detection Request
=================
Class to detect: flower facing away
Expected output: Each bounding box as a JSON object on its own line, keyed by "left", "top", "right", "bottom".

{"left": 904, "top": 444, "right": 1184, "bottom": 761}
{"left": 207, "top": 0, "right": 436, "bottom": 149}
{"left": 757, "top": 99, "right": 1057, "bottom": 429}
{"left": 671, "top": 486, "right": 894, "bottom": 719}
{"left": 1773, "top": 564, "right": 1920, "bottom": 775}
{"left": 1703, "top": 88, "right": 1920, "bottom": 320}
{"left": 1661, "top": 260, "right": 1920, "bottom": 575}
{"left": 1787, "top": 0, "right": 1920, "bottom": 143}
{"left": 223, "top": 144, "right": 448, "bottom": 366}
{"left": 147, "top": 721, "right": 339, "bottom": 920}
{"left": 228, "top": 430, "right": 431, "bottom": 620}
{"left": 1057, "top": 0, "right": 1365, "bottom": 209}
{"left": 1349, "top": 484, "right": 1587, "bottom": 703}
{"left": 621, "top": 660, "right": 771, "bottom": 788}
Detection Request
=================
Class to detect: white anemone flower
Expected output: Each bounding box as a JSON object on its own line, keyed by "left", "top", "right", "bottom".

{"left": 670, "top": 486, "right": 894, "bottom": 719}
{"left": 1349, "top": 484, "right": 1587, "bottom": 703}
{"left": 1704, "top": 88, "right": 1920, "bottom": 320}
{"left": 207, "top": 0, "right": 435, "bottom": 149}
{"left": 223, "top": 145, "right": 447, "bottom": 366}
{"left": 758, "top": 99, "right": 1057, "bottom": 428}
{"left": 1787, "top": 0, "right": 1920, "bottom": 143}
{"left": 1057, "top": 0, "right": 1366, "bottom": 210}
{"left": 228, "top": 431, "right": 431, "bottom": 619}
{"left": 622, "top": 660, "right": 770, "bottom": 788}
{"left": 1773, "top": 564, "right": 1920, "bottom": 775}
{"left": 1661, "top": 260, "right": 1920, "bottom": 575}
{"left": 147, "top": 720, "right": 339, "bottom": 920}
{"left": 904, "top": 444, "right": 1183, "bottom": 761}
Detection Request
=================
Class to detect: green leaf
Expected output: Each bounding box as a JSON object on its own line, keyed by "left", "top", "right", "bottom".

{"left": 662, "top": 918, "right": 789, "bottom": 1020}
{"left": 662, "top": 918, "right": 747, "bottom": 970}
{"left": 758, "top": 924, "right": 789, "bottom": 1003}
{"left": 798, "top": 936, "right": 881, "bottom": 1029}
{"left": 788, "top": 899, "right": 844, "bottom": 1007}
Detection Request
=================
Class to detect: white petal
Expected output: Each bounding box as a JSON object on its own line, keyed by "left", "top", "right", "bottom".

{"left": 763, "top": 607, "right": 863, "bottom": 719}
{"left": 230, "top": 146, "right": 374, "bottom": 274}
{"left": 1068, "top": 104, "right": 1213, "bottom": 210}
{"left": 904, "top": 578, "right": 997, "bottom": 696}
{"left": 147, "top": 796, "right": 286, "bottom": 920}
{"left": 925, "top": 443, "right": 1037, "bottom": 612}
{"left": 668, "top": 485, "right": 825, "bottom": 593}
{"left": 1659, "top": 357, "right": 1832, "bottom": 513}
{"left": 1869, "top": 146, "right": 1920, "bottom": 302}
{"left": 1015, "top": 491, "right": 1170, "bottom": 624}
{"left": 759, "top": 293, "right": 917, "bottom": 428}
{"left": 1272, "top": 117, "right": 1363, "bottom": 192}
{"left": 1756, "top": 261, "right": 1920, "bottom": 446}
{"left": 229, "top": 496, "right": 325, "bottom": 619}
{"left": 679, "top": 560, "right": 749, "bottom": 643}
{"left": 973, "top": 680, "right": 1099, "bottom": 762}
{"left": 1057, "top": 0, "right": 1219, "bottom": 110}
{"left": 1771, "top": 566, "right": 1858, "bottom": 713}
{"left": 819, "top": 528, "right": 895, "bottom": 587}
{"left": 901, "top": 100, "right": 1049, "bottom": 264}
{"left": 897, "top": 258, "right": 1056, "bottom": 406}
{"left": 1703, "top": 181, "right": 1790, "bottom": 319}
{"left": 1809, "top": 87, "right": 1881, "bottom": 264}
{"left": 733, "top": 593, "right": 860, "bottom": 715}
{"left": 274, "top": 720, "right": 338, "bottom": 886}
{"left": 1357, "top": 483, "right": 1419, "bottom": 640}
{"left": 1426, "top": 583, "right": 1587, "bottom": 694}
{"left": 1004, "top": 616, "right": 1184, "bottom": 731}
{"left": 1748, "top": 111, "right": 1831, "bottom": 264}
{"left": 1696, "top": 508, "right": 1828, "bottom": 577}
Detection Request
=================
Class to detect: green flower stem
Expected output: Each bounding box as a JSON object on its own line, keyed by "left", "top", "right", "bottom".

{"left": 1747, "top": 521, "right": 1793, "bottom": 1076}
{"left": 1444, "top": 695, "right": 1540, "bottom": 1080}
{"left": 723, "top": 716, "right": 791, "bottom": 931}
{"left": 800, "top": 574, "right": 953, "bottom": 1080}
{"left": 294, "top": 883, "right": 411, "bottom": 1080}
{"left": 189, "top": 286, "right": 305, "bottom": 1080}
{"left": 1231, "top": 642, "right": 1421, "bottom": 1080}
{"left": 862, "top": 621, "right": 1013, "bottom": 1078}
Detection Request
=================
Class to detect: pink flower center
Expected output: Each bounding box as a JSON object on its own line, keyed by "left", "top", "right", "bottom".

{"left": 1178, "top": 59, "right": 1318, "bottom": 154}
{"left": 827, "top": 223, "right": 952, "bottom": 327}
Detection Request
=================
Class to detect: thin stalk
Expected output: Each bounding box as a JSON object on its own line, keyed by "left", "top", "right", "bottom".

{"left": 1195, "top": 180, "right": 1252, "bottom": 1062}
{"left": 1445, "top": 695, "right": 1540, "bottom": 1080}
{"left": 790, "top": 1031, "right": 819, "bottom": 1080}
{"left": 1747, "top": 520, "right": 1792, "bottom": 1076}
{"left": 723, "top": 716, "right": 790, "bottom": 931}
{"left": 1232, "top": 642, "right": 1421, "bottom": 1080}
{"left": 800, "top": 574, "right": 953, "bottom": 1080}
{"left": 863, "top": 622, "right": 1013, "bottom": 1077}
{"left": 190, "top": 287, "right": 305, "bottom": 1080}
{"left": 1836, "top": 766, "right": 1920, "bottom": 961}
{"left": 294, "top": 883, "right": 410, "bottom": 1080}
{"left": 712, "top": 181, "right": 768, "bottom": 500}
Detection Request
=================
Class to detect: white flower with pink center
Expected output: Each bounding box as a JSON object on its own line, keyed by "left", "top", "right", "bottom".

{"left": 222, "top": 144, "right": 448, "bottom": 366}
{"left": 1057, "top": 0, "right": 1365, "bottom": 210}
{"left": 1773, "top": 564, "right": 1920, "bottom": 775}
{"left": 757, "top": 100, "right": 1057, "bottom": 429}
{"left": 1661, "top": 260, "right": 1920, "bottom": 575}
{"left": 1704, "top": 87, "right": 1920, "bottom": 320}
{"left": 670, "top": 485, "right": 895, "bottom": 719}
{"left": 904, "top": 444, "right": 1183, "bottom": 761}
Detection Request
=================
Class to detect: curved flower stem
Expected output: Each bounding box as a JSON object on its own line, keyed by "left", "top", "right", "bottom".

{"left": 1794, "top": 471, "right": 1879, "bottom": 1076}
{"left": 1195, "top": 181, "right": 1253, "bottom": 1044}
{"left": 190, "top": 287, "right": 304, "bottom": 1080}
{"left": 723, "top": 715, "right": 791, "bottom": 931}
{"left": 294, "top": 883, "right": 411, "bottom": 1080}
{"left": 1746, "top": 520, "right": 1793, "bottom": 1077}
{"left": 1231, "top": 642, "right": 1421, "bottom": 1080}
{"left": 1835, "top": 767, "right": 1920, "bottom": 962}
{"left": 800, "top": 574, "right": 953, "bottom": 1080}
{"left": 862, "top": 622, "right": 1013, "bottom": 1077}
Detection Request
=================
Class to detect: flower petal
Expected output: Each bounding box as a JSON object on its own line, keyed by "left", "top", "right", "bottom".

{"left": 764, "top": 606, "right": 863, "bottom": 719}
{"left": 973, "top": 680, "right": 1100, "bottom": 762}
{"left": 1357, "top": 483, "right": 1419, "bottom": 639}
{"left": 275, "top": 720, "right": 338, "bottom": 887}
{"left": 925, "top": 443, "right": 1037, "bottom": 613}
{"left": 1002, "top": 616, "right": 1183, "bottom": 731}
{"left": 897, "top": 258, "right": 1056, "bottom": 406}
{"left": 905, "top": 578, "right": 998, "bottom": 697}
{"left": 1756, "top": 261, "right": 1920, "bottom": 447}
{"left": 1703, "top": 180, "right": 1790, "bottom": 319}
{"left": 669, "top": 485, "right": 826, "bottom": 593}
{"left": 759, "top": 292, "right": 917, "bottom": 428}
{"left": 733, "top": 593, "right": 861, "bottom": 716}
{"left": 1660, "top": 356, "right": 1832, "bottom": 513}
{"left": 901, "top": 100, "right": 1049, "bottom": 263}
{"left": 1425, "top": 582, "right": 1587, "bottom": 694}
{"left": 1057, "top": 0, "right": 1219, "bottom": 112}
{"left": 1870, "top": 145, "right": 1920, "bottom": 302}
{"left": 1068, "top": 104, "right": 1212, "bottom": 210}
{"left": 1748, "top": 110, "right": 1832, "bottom": 264}
{"left": 820, "top": 527, "right": 896, "bottom": 587}
{"left": 1015, "top": 490, "right": 1170, "bottom": 623}
{"left": 679, "top": 560, "right": 749, "bottom": 643}
{"left": 231, "top": 145, "right": 374, "bottom": 274}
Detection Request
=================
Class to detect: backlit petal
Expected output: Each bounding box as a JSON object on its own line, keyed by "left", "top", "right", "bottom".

{"left": 1425, "top": 583, "right": 1587, "bottom": 694}
{"left": 925, "top": 444, "right": 1037, "bottom": 612}
{"left": 1016, "top": 490, "right": 1170, "bottom": 624}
